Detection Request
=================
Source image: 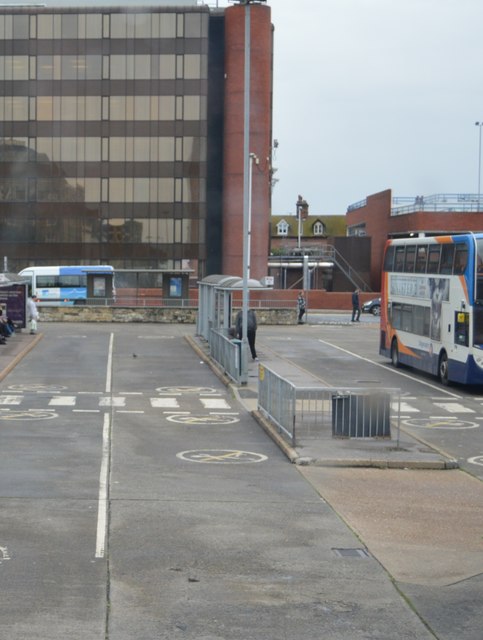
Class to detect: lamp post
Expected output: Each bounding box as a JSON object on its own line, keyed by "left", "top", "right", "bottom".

{"left": 476, "top": 121, "right": 483, "bottom": 211}
{"left": 247, "top": 152, "right": 259, "bottom": 279}
{"left": 240, "top": 0, "right": 252, "bottom": 384}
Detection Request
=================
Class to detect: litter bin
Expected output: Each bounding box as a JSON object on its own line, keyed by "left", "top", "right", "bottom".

{"left": 332, "top": 392, "right": 391, "bottom": 438}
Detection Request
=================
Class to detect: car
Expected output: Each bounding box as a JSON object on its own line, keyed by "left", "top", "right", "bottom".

{"left": 362, "top": 297, "right": 381, "bottom": 315}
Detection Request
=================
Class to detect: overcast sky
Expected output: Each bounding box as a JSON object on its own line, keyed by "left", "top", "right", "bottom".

{"left": 212, "top": 0, "right": 483, "bottom": 216}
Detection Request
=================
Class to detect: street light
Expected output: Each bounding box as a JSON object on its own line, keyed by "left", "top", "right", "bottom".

{"left": 475, "top": 121, "right": 483, "bottom": 211}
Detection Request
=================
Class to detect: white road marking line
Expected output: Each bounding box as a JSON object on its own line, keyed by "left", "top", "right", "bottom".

{"left": 150, "top": 398, "right": 180, "bottom": 408}
{"left": 96, "top": 413, "right": 110, "bottom": 559}
{"left": 73, "top": 410, "right": 100, "bottom": 413}
{"left": 433, "top": 402, "right": 475, "bottom": 413}
{"left": 0, "top": 396, "right": 22, "bottom": 405}
{"left": 105, "top": 332, "right": 114, "bottom": 394}
{"left": 99, "top": 397, "right": 126, "bottom": 407}
{"left": 393, "top": 401, "right": 420, "bottom": 413}
{"left": 48, "top": 396, "right": 76, "bottom": 406}
{"left": 116, "top": 410, "right": 144, "bottom": 414}
{"left": 200, "top": 398, "right": 231, "bottom": 409}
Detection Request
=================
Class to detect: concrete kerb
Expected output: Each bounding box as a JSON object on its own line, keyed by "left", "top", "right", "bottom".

{"left": 0, "top": 332, "right": 43, "bottom": 383}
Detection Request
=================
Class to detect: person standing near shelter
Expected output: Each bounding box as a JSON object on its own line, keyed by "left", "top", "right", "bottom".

{"left": 297, "top": 291, "right": 306, "bottom": 324}
{"left": 351, "top": 288, "right": 361, "bottom": 322}
{"left": 26, "top": 295, "right": 39, "bottom": 334}
{"left": 236, "top": 308, "right": 258, "bottom": 361}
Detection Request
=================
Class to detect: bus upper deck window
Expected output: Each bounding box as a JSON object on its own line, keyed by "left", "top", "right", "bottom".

{"left": 440, "top": 244, "right": 455, "bottom": 274}
{"left": 404, "top": 246, "right": 416, "bottom": 272}
{"left": 454, "top": 246, "right": 468, "bottom": 275}
{"left": 394, "top": 246, "right": 405, "bottom": 272}
{"left": 415, "top": 245, "right": 428, "bottom": 273}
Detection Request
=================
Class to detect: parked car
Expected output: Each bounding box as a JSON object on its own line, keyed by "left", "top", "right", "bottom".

{"left": 362, "top": 297, "right": 381, "bottom": 315}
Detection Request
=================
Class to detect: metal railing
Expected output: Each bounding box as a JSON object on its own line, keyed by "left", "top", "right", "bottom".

{"left": 209, "top": 328, "right": 242, "bottom": 383}
{"left": 258, "top": 364, "right": 400, "bottom": 447}
{"left": 391, "top": 193, "right": 482, "bottom": 216}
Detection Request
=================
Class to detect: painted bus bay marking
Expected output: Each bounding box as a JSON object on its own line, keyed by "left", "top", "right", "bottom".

{"left": 200, "top": 398, "right": 231, "bottom": 410}
{"left": 433, "top": 402, "right": 475, "bottom": 414}
{"left": 0, "top": 396, "right": 23, "bottom": 405}
{"left": 95, "top": 413, "right": 111, "bottom": 559}
{"left": 403, "top": 417, "right": 479, "bottom": 430}
{"left": 48, "top": 396, "right": 76, "bottom": 406}
{"left": 177, "top": 449, "right": 267, "bottom": 464}
{"left": 150, "top": 398, "right": 180, "bottom": 408}
{"left": 167, "top": 414, "right": 239, "bottom": 425}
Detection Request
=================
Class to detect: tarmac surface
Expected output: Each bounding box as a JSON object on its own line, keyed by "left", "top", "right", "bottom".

{"left": 3, "top": 324, "right": 483, "bottom": 639}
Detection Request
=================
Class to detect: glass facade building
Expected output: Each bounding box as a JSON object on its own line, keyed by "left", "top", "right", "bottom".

{"left": 0, "top": 2, "right": 273, "bottom": 280}
{"left": 0, "top": 6, "right": 211, "bottom": 275}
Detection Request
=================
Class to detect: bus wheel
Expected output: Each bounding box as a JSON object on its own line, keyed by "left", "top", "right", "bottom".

{"left": 439, "top": 351, "right": 449, "bottom": 385}
{"left": 391, "top": 339, "right": 400, "bottom": 368}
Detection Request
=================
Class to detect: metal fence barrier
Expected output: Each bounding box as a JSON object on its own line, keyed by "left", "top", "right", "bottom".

{"left": 209, "top": 328, "right": 242, "bottom": 383}
{"left": 258, "top": 364, "right": 400, "bottom": 447}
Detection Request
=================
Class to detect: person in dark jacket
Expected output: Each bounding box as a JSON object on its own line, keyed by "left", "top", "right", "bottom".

{"left": 236, "top": 309, "right": 258, "bottom": 360}
{"left": 351, "top": 288, "right": 361, "bottom": 322}
{"left": 297, "top": 291, "right": 306, "bottom": 324}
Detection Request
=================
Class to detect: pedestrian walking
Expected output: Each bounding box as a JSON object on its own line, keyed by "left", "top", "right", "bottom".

{"left": 236, "top": 308, "right": 258, "bottom": 361}
{"left": 297, "top": 291, "right": 306, "bottom": 324}
{"left": 351, "top": 288, "right": 361, "bottom": 322}
{"left": 27, "top": 295, "right": 39, "bottom": 334}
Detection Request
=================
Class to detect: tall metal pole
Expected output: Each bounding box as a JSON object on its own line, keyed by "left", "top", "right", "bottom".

{"left": 240, "top": 2, "right": 251, "bottom": 384}
{"left": 476, "top": 122, "right": 483, "bottom": 211}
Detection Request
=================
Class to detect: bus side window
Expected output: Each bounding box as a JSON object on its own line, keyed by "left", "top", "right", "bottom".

{"left": 427, "top": 245, "right": 441, "bottom": 273}
{"left": 415, "top": 245, "right": 428, "bottom": 273}
{"left": 453, "top": 246, "right": 468, "bottom": 275}
{"left": 394, "top": 246, "right": 405, "bottom": 272}
{"left": 404, "top": 246, "right": 416, "bottom": 272}
{"left": 440, "top": 244, "right": 454, "bottom": 274}
{"left": 383, "top": 245, "right": 395, "bottom": 271}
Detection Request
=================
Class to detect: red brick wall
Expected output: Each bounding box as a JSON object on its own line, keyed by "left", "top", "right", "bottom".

{"left": 222, "top": 4, "right": 272, "bottom": 280}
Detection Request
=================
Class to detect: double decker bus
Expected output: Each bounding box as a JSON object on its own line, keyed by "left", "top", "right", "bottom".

{"left": 18, "top": 265, "right": 114, "bottom": 305}
{"left": 380, "top": 233, "right": 483, "bottom": 385}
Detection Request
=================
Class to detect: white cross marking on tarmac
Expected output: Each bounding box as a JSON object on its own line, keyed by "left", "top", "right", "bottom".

{"left": 433, "top": 402, "right": 475, "bottom": 413}
{"left": 150, "top": 398, "right": 180, "bottom": 408}
{"left": 48, "top": 396, "right": 77, "bottom": 406}
{"left": 99, "top": 397, "right": 126, "bottom": 407}
{"left": 200, "top": 398, "right": 231, "bottom": 410}
{"left": 0, "top": 396, "right": 23, "bottom": 405}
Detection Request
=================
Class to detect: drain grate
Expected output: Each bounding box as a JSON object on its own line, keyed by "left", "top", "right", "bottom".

{"left": 332, "top": 548, "right": 370, "bottom": 559}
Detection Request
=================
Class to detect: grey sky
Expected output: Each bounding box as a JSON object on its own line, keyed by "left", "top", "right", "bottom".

{"left": 268, "top": 0, "right": 483, "bottom": 215}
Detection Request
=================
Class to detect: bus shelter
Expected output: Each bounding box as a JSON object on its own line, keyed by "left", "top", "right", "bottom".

{"left": 197, "top": 275, "right": 269, "bottom": 384}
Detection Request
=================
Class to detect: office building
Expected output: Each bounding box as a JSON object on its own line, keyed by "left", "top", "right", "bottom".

{"left": 0, "top": 0, "right": 272, "bottom": 280}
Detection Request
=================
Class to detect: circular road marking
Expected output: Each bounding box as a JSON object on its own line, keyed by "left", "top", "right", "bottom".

{"left": 467, "top": 456, "right": 483, "bottom": 467}
{"left": 0, "top": 409, "right": 58, "bottom": 420}
{"left": 403, "top": 417, "right": 479, "bottom": 430}
{"left": 156, "top": 386, "right": 218, "bottom": 395}
{"left": 177, "top": 449, "right": 268, "bottom": 464}
{"left": 7, "top": 384, "right": 67, "bottom": 392}
{"left": 167, "top": 414, "right": 239, "bottom": 425}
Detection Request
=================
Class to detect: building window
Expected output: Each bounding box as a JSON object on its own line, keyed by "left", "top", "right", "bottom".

{"left": 276, "top": 220, "right": 289, "bottom": 236}
{"left": 313, "top": 221, "right": 325, "bottom": 236}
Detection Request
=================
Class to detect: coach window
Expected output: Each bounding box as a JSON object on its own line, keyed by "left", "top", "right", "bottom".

{"left": 440, "top": 244, "right": 455, "bottom": 274}
{"left": 394, "top": 246, "right": 405, "bottom": 272}
{"left": 453, "top": 245, "right": 468, "bottom": 275}
{"left": 415, "top": 245, "right": 428, "bottom": 273}
{"left": 427, "top": 245, "right": 441, "bottom": 273}
{"left": 404, "top": 245, "right": 416, "bottom": 272}
{"left": 383, "top": 245, "right": 395, "bottom": 271}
